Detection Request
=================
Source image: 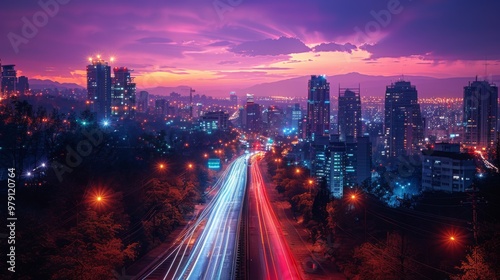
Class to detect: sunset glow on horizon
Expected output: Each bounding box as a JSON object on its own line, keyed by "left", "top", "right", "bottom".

{"left": 1, "top": 0, "right": 499, "bottom": 93}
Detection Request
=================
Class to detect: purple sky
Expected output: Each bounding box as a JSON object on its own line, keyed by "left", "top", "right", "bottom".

{"left": 1, "top": 0, "right": 499, "bottom": 92}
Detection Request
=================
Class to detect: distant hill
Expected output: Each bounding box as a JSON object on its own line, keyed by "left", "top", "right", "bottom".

{"left": 30, "top": 79, "right": 84, "bottom": 89}
{"left": 240, "top": 72, "right": 500, "bottom": 98}
{"left": 40, "top": 72, "right": 500, "bottom": 98}
{"left": 138, "top": 85, "right": 192, "bottom": 96}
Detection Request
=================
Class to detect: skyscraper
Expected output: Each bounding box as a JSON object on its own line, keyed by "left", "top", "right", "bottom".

{"left": 230, "top": 92, "right": 238, "bottom": 107}
{"left": 137, "top": 91, "right": 149, "bottom": 113}
{"left": 265, "top": 105, "right": 284, "bottom": 137}
{"left": 17, "top": 76, "right": 29, "bottom": 95}
{"left": 291, "top": 103, "right": 302, "bottom": 130}
{"left": 244, "top": 94, "right": 261, "bottom": 133}
{"left": 463, "top": 79, "right": 498, "bottom": 150}
{"left": 384, "top": 80, "right": 424, "bottom": 159}
{"left": 338, "top": 87, "right": 362, "bottom": 142}
{"left": 1, "top": 64, "right": 17, "bottom": 96}
{"left": 87, "top": 58, "right": 112, "bottom": 120}
{"left": 112, "top": 67, "right": 136, "bottom": 119}
{"left": 307, "top": 75, "right": 330, "bottom": 141}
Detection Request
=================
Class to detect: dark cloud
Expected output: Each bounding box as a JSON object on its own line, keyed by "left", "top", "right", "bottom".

{"left": 313, "top": 42, "right": 357, "bottom": 53}
{"left": 228, "top": 37, "right": 310, "bottom": 56}
{"left": 356, "top": 0, "right": 500, "bottom": 60}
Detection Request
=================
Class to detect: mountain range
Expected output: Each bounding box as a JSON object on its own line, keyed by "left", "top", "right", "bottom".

{"left": 31, "top": 72, "right": 499, "bottom": 99}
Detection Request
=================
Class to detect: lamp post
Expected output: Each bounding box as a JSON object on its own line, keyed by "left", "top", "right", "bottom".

{"left": 349, "top": 193, "right": 367, "bottom": 241}
{"left": 308, "top": 179, "right": 314, "bottom": 194}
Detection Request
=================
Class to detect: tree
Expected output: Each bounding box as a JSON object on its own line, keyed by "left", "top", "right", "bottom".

{"left": 48, "top": 211, "right": 137, "bottom": 280}
{"left": 452, "top": 246, "right": 496, "bottom": 280}
{"left": 352, "top": 232, "right": 421, "bottom": 280}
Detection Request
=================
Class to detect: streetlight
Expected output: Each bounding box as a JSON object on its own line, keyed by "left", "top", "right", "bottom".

{"left": 157, "top": 163, "right": 167, "bottom": 172}
{"left": 308, "top": 179, "right": 315, "bottom": 194}
{"left": 349, "top": 192, "right": 367, "bottom": 241}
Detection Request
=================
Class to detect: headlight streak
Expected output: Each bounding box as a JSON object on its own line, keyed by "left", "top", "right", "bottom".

{"left": 141, "top": 156, "right": 244, "bottom": 279}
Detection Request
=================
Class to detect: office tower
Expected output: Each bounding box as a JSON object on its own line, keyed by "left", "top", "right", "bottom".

{"left": 338, "top": 87, "right": 362, "bottom": 141}
{"left": 311, "top": 136, "right": 331, "bottom": 185}
{"left": 422, "top": 143, "right": 475, "bottom": 193}
{"left": 112, "top": 67, "right": 136, "bottom": 119}
{"left": 155, "top": 99, "right": 168, "bottom": 116}
{"left": 17, "top": 76, "right": 29, "bottom": 95}
{"left": 137, "top": 91, "right": 149, "bottom": 113}
{"left": 290, "top": 103, "right": 302, "bottom": 131}
{"left": 330, "top": 141, "right": 346, "bottom": 198}
{"left": 1, "top": 64, "right": 17, "bottom": 96}
{"left": 306, "top": 75, "right": 330, "bottom": 141}
{"left": 310, "top": 135, "right": 372, "bottom": 198}
{"left": 384, "top": 80, "right": 424, "bottom": 158}
{"left": 266, "top": 105, "right": 285, "bottom": 137}
{"left": 87, "top": 58, "right": 112, "bottom": 120}
{"left": 463, "top": 79, "right": 498, "bottom": 150}
{"left": 244, "top": 94, "right": 261, "bottom": 133}
{"left": 200, "top": 111, "right": 229, "bottom": 134}
{"left": 230, "top": 92, "right": 238, "bottom": 107}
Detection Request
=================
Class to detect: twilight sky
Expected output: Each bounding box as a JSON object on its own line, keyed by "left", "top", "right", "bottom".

{"left": 1, "top": 0, "right": 499, "bottom": 92}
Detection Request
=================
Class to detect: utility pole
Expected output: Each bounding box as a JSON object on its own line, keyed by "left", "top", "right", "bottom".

{"left": 464, "top": 183, "right": 483, "bottom": 245}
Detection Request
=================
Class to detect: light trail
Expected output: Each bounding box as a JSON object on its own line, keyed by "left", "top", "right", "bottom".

{"left": 139, "top": 154, "right": 250, "bottom": 279}
{"left": 248, "top": 153, "right": 302, "bottom": 280}
{"left": 475, "top": 150, "right": 499, "bottom": 173}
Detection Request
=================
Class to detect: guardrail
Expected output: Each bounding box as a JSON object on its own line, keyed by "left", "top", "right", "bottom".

{"left": 231, "top": 156, "right": 250, "bottom": 280}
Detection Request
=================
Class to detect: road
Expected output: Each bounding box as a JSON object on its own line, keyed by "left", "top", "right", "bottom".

{"left": 137, "top": 153, "right": 249, "bottom": 280}
{"left": 247, "top": 154, "right": 302, "bottom": 280}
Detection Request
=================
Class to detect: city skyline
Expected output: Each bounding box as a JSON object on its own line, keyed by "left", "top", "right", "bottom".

{"left": 1, "top": 1, "right": 500, "bottom": 279}
{"left": 1, "top": 0, "right": 499, "bottom": 92}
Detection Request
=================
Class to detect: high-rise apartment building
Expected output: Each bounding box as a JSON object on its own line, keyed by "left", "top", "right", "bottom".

{"left": 463, "top": 79, "right": 498, "bottom": 150}
{"left": 111, "top": 67, "right": 136, "bottom": 119}
{"left": 87, "top": 58, "right": 112, "bottom": 120}
{"left": 1, "top": 64, "right": 17, "bottom": 96}
{"left": 17, "top": 76, "right": 29, "bottom": 95}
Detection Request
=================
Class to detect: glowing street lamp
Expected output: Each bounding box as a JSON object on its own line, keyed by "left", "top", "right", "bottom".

{"left": 157, "top": 163, "right": 167, "bottom": 172}
{"left": 308, "top": 179, "right": 315, "bottom": 194}
{"left": 349, "top": 192, "right": 366, "bottom": 241}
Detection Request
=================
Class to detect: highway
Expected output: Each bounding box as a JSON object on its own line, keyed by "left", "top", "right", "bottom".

{"left": 247, "top": 153, "right": 302, "bottom": 280}
{"left": 137, "top": 154, "right": 249, "bottom": 280}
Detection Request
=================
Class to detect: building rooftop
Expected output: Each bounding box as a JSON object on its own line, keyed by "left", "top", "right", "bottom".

{"left": 422, "top": 149, "right": 473, "bottom": 161}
